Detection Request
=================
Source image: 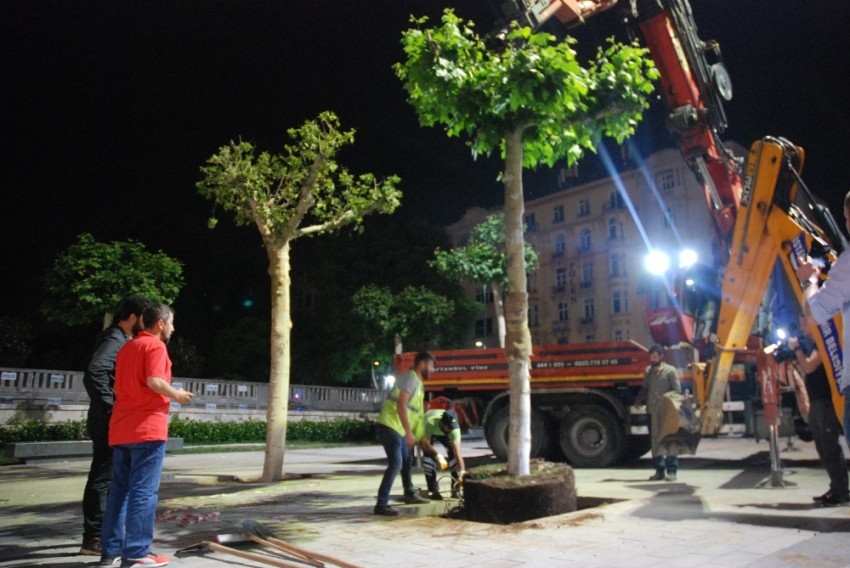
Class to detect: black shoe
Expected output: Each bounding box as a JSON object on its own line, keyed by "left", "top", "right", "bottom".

{"left": 97, "top": 556, "right": 121, "bottom": 567}
{"left": 813, "top": 490, "right": 831, "bottom": 502}
{"left": 648, "top": 472, "right": 665, "bottom": 481}
{"left": 429, "top": 492, "right": 444, "bottom": 501}
{"left": 818, "top": 492, "right": 850, "bottom": 507}
{"left": 403, "top": 493, "right": 430, "bottom": 504}
{"left": 373, "top": 504, "right": 398, "bottom": 516}
{"left": 79, "top": 536, "right": 101, "bottom": 556}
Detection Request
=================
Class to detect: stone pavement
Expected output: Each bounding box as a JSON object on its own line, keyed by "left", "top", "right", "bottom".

{"left": 1, "top": 436, "right": 849, "bottom": 568}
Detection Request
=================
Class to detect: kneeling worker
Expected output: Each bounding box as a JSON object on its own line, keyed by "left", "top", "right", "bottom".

{"left": 420, "top": 408, "right": 466, "bottom": 499}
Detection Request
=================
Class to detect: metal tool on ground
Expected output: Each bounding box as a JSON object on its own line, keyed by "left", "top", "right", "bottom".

{"left": 242, "top": 519, "right": 362, "bottom": 568}
{"left": 214, "top": 533, "right": 325, "bottom": 568}
{"left": 174, "top": 540, "right": 308, "bottom": 568}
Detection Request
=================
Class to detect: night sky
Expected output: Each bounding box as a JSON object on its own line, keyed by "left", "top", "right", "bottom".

{"left": 2, "top": 1, "right": 849, "bottom": 327}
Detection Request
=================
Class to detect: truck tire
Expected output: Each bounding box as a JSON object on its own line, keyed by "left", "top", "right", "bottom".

{"left": 622, "top": 436, "right": 652, "bottom": 463}
{"left": 484, "top": 406, "right": 551, "bottom": 461}
{"left": 558, "top": 405, "right": 625, "bottom": 467}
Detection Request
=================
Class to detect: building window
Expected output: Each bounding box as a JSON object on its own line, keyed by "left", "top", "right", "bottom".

{"left": 578, "top": 199, "right": 591, "bottom": 217}
{"left": 475, "top": 318, "right": 493, "bottom": 337}
{"left": 612, "top": 290, "right": 629, "bottom": 314}
{"left": 663, "top": 206, "right": 674, "bottom": 229}
{"left": 608, "top": 191, "right": 625, "bottom": 210}
{"left": 524, "top": 212, "right": 538, "bottom": 231}
{"left": 529, "top": 304, "right": 539, "bottom": 327}
{"left": 554, "top": 234, "right": 566, "bottom": 254}
{"left": 579, "top": 229, "right": 592, "bottom": 252}
{"left": 657, "top": 168, "right": 677, "bottom": 193}
{"left": 585, "top": 334, "right": 596, "bottom": 343}
{"left": 553, "top": 205, "right": 565, "bottom": 224}
{"left": 583, "top": 298, "right": 595, "bottom": 320}
{"left": 555, "top": 268, "right": 567, "bottom": 290}
{"left": 607, "top": 217, "right": 623, "bottom": 240}
{"left": 581, "top": 261, "right": 593, "bottom": 288}
{"left": 610, "top": 254, "right": 626, "bottom": 277}
{"left": 613, "top": 329, "right": 623, "bottom": 341}
{"left": 475, "top": 287, "right": 494, "bottom": 304}
{"left": 558, "top": 302, "right": 568, "bottom": 321}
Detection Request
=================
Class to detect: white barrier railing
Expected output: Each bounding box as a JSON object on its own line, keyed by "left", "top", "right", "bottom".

{"left": 0, "top": 368, "right": 384, "bottom": 413}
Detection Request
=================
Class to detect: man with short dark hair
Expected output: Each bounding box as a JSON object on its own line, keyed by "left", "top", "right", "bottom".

{"left": 80, "top": 295, "right": 150, "bottom": 557}
{"left": 373, "top": 351, "right": 435, "bottom": 516}
{"left": 99, "top": 304, "right": 194, "bottom": 567}
{"left": 634, "top": 344, "right": 681, "bottom": 481}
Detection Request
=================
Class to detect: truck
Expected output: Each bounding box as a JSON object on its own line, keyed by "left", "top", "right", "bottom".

{"left": 395, "top": 0, "right": 846, "bottom": 470}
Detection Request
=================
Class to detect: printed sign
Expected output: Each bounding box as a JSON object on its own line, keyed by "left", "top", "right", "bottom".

{"left": 47, "top": 397, "right": 61, "bottom": 406}
{"left": 50, "top": 374, "right": 64, "bottom": 384}
{"left": 172, "top": 382, "right": 183, "bottom": 390}
{"left": 1, "top": 372, "right": 17, "bottom": 381}
{"left": 237, "top": 384, "right": 248, "bottom": 393}
{"left": 205, "top": 403, "right": 217, "bottom": 410}
{"left": 205, "top": 384, "right": 218, "bottom": 393}
{"left": 170, "top": 402, "right": 181, "bottom": 410}
{"left": 238, "top": 404, "right": 248, "bottom": 410}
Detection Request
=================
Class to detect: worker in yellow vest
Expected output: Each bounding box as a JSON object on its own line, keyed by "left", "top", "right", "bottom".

{"left": 420, "top": 408, "right": 466, "bottom": 500}
{"left": 374, "top": 352, "right": 434, "bottom": 516}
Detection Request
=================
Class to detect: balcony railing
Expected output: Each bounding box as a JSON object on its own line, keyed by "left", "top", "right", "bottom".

{"left": 552, "top": 285, "right": 566, "bottom": 294}
{"left": 580, "top": 316, "right": 594, "bottom": 325}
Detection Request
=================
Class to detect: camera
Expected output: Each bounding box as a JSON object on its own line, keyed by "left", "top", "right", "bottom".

{"left": 772, "top": 342, "right": 797, "bottom": 363}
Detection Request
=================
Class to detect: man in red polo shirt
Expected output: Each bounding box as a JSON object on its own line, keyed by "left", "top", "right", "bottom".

{"left": 98, "top": 303, "right": 193, "bottom": 568}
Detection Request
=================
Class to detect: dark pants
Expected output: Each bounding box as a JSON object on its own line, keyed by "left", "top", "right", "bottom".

{"left": 376, "top": 424, "right": 416, "bottom": 506}
{"left": 421, "top": 436, "right": 458, "bottom": 493}
{"left": 82, "top": 398, "right": 113, "bottom": 539}
{"left": 648, "top": 413, "right": 678, "bottom": 475}
{"left": 809, "top": 398, "right": 848, "bottom": 495}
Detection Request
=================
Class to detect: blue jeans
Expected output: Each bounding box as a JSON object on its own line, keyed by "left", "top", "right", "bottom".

{"left": 101, "top": 441, "right": 166, "bottom": 559}
{"left": 376, "top": 424, "right": 415, "bottom": 506}
{"left": 653, "top": 454, "right": 678, "bottom": 475}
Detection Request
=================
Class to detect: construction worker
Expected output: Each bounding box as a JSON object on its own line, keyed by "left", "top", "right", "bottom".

{"left": 373, "top": 351, "right": 434, "bottom": 516}
{"left": 420, "top": 408, "right": 466, "bottom": 500}
{"left": 634, "top": 344, "right": 681, "bottom": 481}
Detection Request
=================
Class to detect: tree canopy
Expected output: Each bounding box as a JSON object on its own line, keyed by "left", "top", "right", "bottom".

{"left": 42, "top": 233, "right": 183, "bottom": 327}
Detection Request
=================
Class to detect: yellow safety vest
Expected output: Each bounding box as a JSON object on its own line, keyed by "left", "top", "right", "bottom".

{"left": 377, "top": 370, "right": 425, "bottom": 440}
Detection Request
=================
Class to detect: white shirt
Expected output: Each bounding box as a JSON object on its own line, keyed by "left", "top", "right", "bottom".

{"left": 807, "top": 250, "right": 850, "bottom": 392}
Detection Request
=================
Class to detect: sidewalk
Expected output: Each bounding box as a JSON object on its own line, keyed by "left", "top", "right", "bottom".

{"left": 1, "top": 437, "right": 849, "bottom": 568}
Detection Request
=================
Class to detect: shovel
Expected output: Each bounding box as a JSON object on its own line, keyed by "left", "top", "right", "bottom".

{"left": 242, "top": 519, "right": 363, "bottom": 568}
{"left": 215, "top": 533, "right": 325, "bottom": 567}
{"left": 175, "top": 540, "right": 308, "bottom": 568}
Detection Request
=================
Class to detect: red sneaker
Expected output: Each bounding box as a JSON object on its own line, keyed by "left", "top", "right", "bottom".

{"left": 121, "top": 553, "right": 170, "bottom": 567}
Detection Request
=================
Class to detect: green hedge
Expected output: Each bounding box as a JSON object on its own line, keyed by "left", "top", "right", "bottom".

{"left": 0, "top": 417, "right": 378, "bottom": 445}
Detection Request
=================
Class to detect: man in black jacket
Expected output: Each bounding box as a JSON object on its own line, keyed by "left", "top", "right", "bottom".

{"left": 79, "top": 295, "right": 150, "bottom": 556}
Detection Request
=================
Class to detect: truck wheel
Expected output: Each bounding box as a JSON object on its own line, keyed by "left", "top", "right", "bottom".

{"left": 558, "top": 406, "right": 625, "bottom": 467}
{"left": 485, "top": 406, "right": 552, "bottom": 461}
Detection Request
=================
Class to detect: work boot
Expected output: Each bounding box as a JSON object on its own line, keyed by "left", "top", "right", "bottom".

{"left": 648, "top": 471, "right": 665, "bottom": 481}
{"left": 373, "top": 504, "right": 398, "bottom": 516}
{"left": 429, "top": 491, "right": 444, "bottom": 501}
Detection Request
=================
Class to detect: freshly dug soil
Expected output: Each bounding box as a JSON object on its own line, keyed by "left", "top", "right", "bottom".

{"left": 463, "top": 459, "right": 576, "bottom": 524}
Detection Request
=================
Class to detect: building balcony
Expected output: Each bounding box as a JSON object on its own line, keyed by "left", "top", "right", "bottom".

{"left": 579, "top": 316, "right": 595, "bottom": 325}
{"left": 552, "top": 285, "right": 567, "bottom": 295}
{"left": 552, "top": 320, "right": 568, "bottom": 332}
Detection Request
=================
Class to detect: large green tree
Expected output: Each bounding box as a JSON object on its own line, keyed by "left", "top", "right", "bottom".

{"left": 432, "top": 213, "right": 539, "bottom": 349}
{"left": 42, "top": 233, "right": 184, "bottom": 329}
{"left": 352, "top": 284, "right": 457, "bottom": 355}
{"left": 197, "top": 111, "right": 401, "bottom": 481}
{"left": 396, "top": 10, "right": 657, "bottom": 475}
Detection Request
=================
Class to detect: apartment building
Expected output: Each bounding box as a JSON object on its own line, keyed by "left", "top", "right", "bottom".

{"left": 447, "top": 146, "right": 737, "bottom": 348}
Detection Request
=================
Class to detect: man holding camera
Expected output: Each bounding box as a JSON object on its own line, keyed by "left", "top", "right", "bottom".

{"left": 788, "top": 313, "right": 849, "bottom": 506}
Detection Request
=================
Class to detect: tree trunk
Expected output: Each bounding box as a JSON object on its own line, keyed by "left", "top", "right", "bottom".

{"left": 262, "top": 240, "right": 292, "bottom": 482}
{"left": 491, "top": 282, "right": 506, "bottom": 349}
{"left": 503, "top": 128, "right": 533, "bottom": 477}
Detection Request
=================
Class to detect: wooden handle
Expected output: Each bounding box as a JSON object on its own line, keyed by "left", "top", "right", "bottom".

{"left": 206, "top": 541, "right": 306, "bottom": 568}
{"left": 266, "top": 536, "right": 363, "bottom": 568}
{"left": 247, "top": 534, "right": 325, "bottom": 568}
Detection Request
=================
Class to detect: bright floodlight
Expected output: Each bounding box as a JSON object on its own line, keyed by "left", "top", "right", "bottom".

{"left": 384, "top": 374, "right": 396, "bottom": 390}
{"left": 644, "top": 250, "right": 671, "bottom": 275}
{"left": 776, "top": 328, "right": 787, "bottom": 341}
{"left": 679, "top": 249, "right": 698, "bottom": 268}
{"left": 685, "top": 278, "right": 695, "bottom": 287}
